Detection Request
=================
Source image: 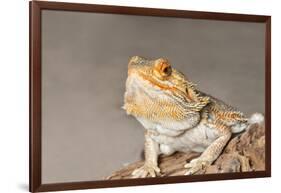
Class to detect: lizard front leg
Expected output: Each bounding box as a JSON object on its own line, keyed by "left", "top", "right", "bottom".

{"left": 184, "top": 122, "right": 232, "bottom": 175}
{"left": 132, "top": 130, "right": 161, "bottom": 178}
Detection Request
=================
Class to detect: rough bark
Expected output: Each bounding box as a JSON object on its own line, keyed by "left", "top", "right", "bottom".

{"left": 107, "top": 123, "right": 265, "bottom": 180}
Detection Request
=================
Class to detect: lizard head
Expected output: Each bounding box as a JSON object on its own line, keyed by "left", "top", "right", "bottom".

{"left": 125, "top": 56, "right": 210, "bottom": 112}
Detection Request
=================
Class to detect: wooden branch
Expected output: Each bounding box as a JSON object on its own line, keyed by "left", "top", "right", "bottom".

{"left": 107, "top": 123, "right": 265, "bottom": 180}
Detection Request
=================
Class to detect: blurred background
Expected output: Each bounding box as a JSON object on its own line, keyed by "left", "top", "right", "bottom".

{"left": 41, "top": 10, "right": 265, "bottom": 183}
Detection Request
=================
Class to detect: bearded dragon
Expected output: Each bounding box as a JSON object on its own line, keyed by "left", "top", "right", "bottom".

{"left": 123, "top": 56, "right": 264, "bottom": 178}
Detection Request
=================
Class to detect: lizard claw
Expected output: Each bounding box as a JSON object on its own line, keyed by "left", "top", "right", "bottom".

{"left": 131, "top": 164, "right": 161, "bottom": 178}
{"left": 184, "top": 158, "right": 209, "bottom": 175}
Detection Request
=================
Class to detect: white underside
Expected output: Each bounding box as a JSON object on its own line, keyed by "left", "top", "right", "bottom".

{"left": 136, "top": 116, "right": 220, "bottom": 155}
{"left": 136, "top": 114, "right": 255, "bottom": 156}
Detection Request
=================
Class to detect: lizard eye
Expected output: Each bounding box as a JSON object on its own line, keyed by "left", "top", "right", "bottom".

{"left": 154, "top": 58, "right": 172, "bottom": 79}
{"left": 162, "top": 65, "right": 172, "bottom": 76}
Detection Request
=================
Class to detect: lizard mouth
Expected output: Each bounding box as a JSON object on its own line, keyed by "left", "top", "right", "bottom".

{"left": 137, "top": 71, "right": 209, "bottom": 110}
{"left": 127, "top": 56, "right": 210, "bottom": 112}
{"left": 137, "top": 70, "right": 193, "bottom": 98}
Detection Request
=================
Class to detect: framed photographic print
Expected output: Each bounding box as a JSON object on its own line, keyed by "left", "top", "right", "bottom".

{"left": 30, "top": 1, "right": 271, "bottom": 192}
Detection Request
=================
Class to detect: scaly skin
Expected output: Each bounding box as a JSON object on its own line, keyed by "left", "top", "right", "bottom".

{"left": 123, "top": 56, "right": 259, "bottom": 177}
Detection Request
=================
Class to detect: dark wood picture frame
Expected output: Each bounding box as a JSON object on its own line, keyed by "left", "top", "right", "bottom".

{"left": 30, "top": 1, "right": 271, "bottom": 192}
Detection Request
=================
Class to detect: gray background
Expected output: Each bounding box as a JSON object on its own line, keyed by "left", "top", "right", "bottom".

{"left": 41, "top": 10, "right": 265, "bottom": 183}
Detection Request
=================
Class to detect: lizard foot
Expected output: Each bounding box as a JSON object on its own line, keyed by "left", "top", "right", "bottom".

{"left": 131, "top": 164, "right": 161, "bottom": 178}
{"left": 184, "top": 158, "right": 209, "bottom": 175}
